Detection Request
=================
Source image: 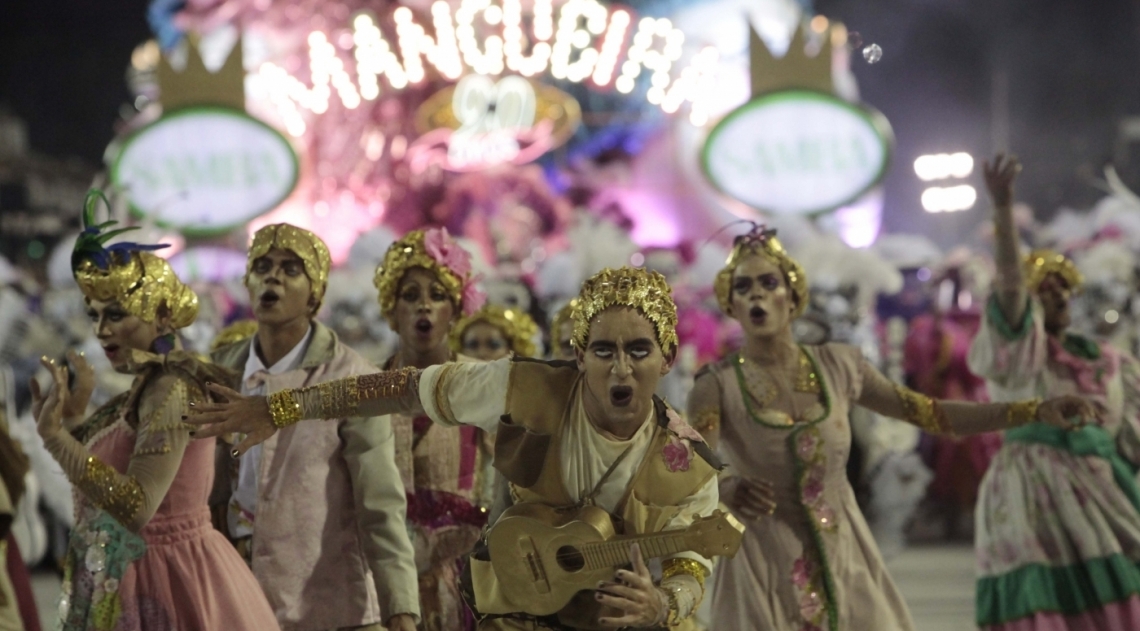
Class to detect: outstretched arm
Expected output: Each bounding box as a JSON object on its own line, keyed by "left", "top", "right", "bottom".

{"left": 855, "top": 356, "right": 1091, "bottom": 435}
{"left": 188, "top": 359, "right": 511, "bottom": 456}
{"left": 987, "top": 153, "right": 1030, "bottom": 326}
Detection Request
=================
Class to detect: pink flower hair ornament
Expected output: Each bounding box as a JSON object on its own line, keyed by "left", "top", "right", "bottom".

{"left": 374, "top": 227, "right": 486, "bottom": 320}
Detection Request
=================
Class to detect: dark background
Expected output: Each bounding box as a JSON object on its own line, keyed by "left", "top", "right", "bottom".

{"left": 3, "top": 0, "right": 1139, "bottom": 247}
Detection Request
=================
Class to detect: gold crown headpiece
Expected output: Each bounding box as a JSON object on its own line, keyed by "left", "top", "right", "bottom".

{"left": 374, "top": 228, "right": 485, "bottom": 322}
{"left": 1024, "top": 249, "right": 1083, "bottom": 294}
{"left": 572, "top": 267, "right": 678, "bottom": 353}
{"left": 246, "top": 224, "right": 332, "bottom": 311}
{"left": 550, "top": 298, "right": 578, "bottom": 338}
{"left": 450, "top": 305, "right": 539, "bottom": 357}
{"left": 714, "top": 225, "right": 809, "bottom": 318}
{"left": 71, "top": 191, "right": 198, "bottom": 329}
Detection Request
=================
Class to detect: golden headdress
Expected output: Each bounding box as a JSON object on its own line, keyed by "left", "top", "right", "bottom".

{"left": 246, "top": 224, "right": 332, "bottom": 310}
{"left": 572, "top": 267, "right": 678, "bottom": 353}
{"left": 374, "top": 228, "right": 485, "bottom": 322}
{"left": 450, "top": 305, "right": 539, "bottom": 357}
{"left": 714, "top": 225, "right": 809, "bottom": 318}
{"left": 550, "top": 299, "right": 578, "bottom": 337}
{"left": 72, "top": 191, "right": 198, "bottom": 329}
{"left": 1023, "top": 249, "right": 1083, "bottom": 293}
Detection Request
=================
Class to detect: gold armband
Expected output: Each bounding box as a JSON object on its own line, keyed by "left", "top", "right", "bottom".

{"left": 661, "top": 557, "right": 709, "bottom": 588}
{"left": 357, "top": 366, "right": 420, "bottom": 400}
{"left": 267, "top": 389, "right": 303, "bottom": 428}
{"left": 893, "top": 383, "right": 952, "bottom": 436}
{"left": 1006, "top": 399, "right": 1041, "bottom": 428}
{"left": 317, "top": 379, "right": 361, "bottom": 418}
{"left": 82, "top": 456, "right": 144, "bottom": 524}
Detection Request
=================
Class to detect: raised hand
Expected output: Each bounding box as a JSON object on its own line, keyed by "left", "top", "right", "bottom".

{"left": 183, "top": 383, "right": 276, "bottom": 457}
{"left": 596, "top": 544, "right": 669, "bottom": 629}
{"left": 31, "top": 357, "right": 68, "bottom": 440}
{"left": 1037, "top": 395, "right": 1095, "bottom": 431}
{"left": 983, "top": 153, "right": 1022, "bottom": 209}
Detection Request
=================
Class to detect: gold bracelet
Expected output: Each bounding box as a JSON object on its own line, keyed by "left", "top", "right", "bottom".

{"left": 267, "top": 389, "right": 302, "bottom": 428}
{"left": 659, "top": 584, "right": 683, "bottom": 627}
{"left": 661, "top": 557, "right": 709, "bottom": 589}
{"left": 1006, "top": 399, "right": 1041, "bottom": 428}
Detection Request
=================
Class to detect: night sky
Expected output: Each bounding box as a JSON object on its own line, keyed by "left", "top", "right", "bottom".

{"left": 3, "top": 0, "right": 1140, "bottom": 246}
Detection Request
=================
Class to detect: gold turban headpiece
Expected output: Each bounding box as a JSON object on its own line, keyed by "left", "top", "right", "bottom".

{"left": 450, "top": 305, "right": 539, "bottom": 357}
{"left": 246, "top": 224, "right": 332, "bottom": 310}
{"left": 1023, "top": 249, "right": 1083, "bottom": 294}
{"left": 71, "top": 191, "right": 198, "bottom": 329}
{"left": 572, "top": 267, "right": 678, "bottom": 353}
{"left": 210, "top": 319, "right": 260, "bottom": 352}
{"left": 374, "top": 228, "right": 485, "bottom": 322}
{"left": 714, "top": 225, "right": 809, "bottom": 318}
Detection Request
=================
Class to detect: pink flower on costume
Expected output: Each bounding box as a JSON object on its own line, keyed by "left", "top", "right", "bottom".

{"left": 662, "top": 437, "right": 691, "bottom": 472}
{"left": 461, "top": 275, "right": 487, "bottom": 316}
{"left": 424, "top": 227, "right": 473, "bottom": 279}
{"left": 792, "top": 557, "right": 814, "bottom": 588}
{"left": 799, "top": 590, "right": 823, "bottom": 620}
{"left": 803, "top": 476, "right": 824, "bottom": 503}
{"left": 665, "top": 408, "right": 705, "bottom": 443}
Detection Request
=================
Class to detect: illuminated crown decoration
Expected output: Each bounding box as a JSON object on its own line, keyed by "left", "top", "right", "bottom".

{"left": 749, "top": 21, "right": 847, "bottom": 97}
{"left": 157, "top": 33, "right": 245, "bottom": 111}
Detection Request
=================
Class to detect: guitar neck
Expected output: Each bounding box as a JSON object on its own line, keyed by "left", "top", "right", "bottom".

{"left": 580, "top": 531, "right": 690, "bottom": 571}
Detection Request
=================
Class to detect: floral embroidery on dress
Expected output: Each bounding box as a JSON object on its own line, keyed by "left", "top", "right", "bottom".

{"left": 60, "top": 509, "right": 150, "bottom": 631}
{"left": 796, "top": 427, "right": 837, "bottom": 533}
{"left": 791, "top": 554, "right": 827, "bottom": 631}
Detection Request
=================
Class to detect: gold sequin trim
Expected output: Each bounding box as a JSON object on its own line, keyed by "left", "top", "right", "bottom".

{"left": 432, "top": 363, "right": 460, "bottom": 425}
{"left": 661, "top": 558, "right": 709, "bottom": 588}
{"left": 82, "top": 456, "right": 145, "bottom": 524}
{"left": 692, "top": 409, "right": 721, "bottom": 434}
{"left": 357, "top": 367, "right": 420, "bottom": 401}
{"left": 893, "top": 383, "right": 951, "bottom": 435}
{"left": 317, "top": 378, "right": 361, "bottom": 419}
{"left": 794, "top": 350, "right": 821, "bottom": 394}
{"left": 1006, "top": 399, "right": 1041, "bottom": 428}
{"left": 268, "top": 389, "right": 303, "bottom": 428}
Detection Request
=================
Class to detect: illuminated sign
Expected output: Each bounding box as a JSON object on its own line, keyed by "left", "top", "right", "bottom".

{"left": 409, "top": 74, "right": 580, "bottom": 171}
{"left": 111, "top": 107, "right": 299, "bottom": 235}
{"left": 250, "top": 0, "right": 719, "bottom": 136}
{"left": 702, "top": 90, "right": 893, "bottom": 215}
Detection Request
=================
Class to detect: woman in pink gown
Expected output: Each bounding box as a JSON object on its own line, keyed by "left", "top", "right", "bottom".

{"left": 30, "top": 195, "right": 279, "bottom": 631}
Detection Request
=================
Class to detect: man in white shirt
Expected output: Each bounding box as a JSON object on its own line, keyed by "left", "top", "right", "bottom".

{"left": 210, "top": 224, "right": 418, "bottom": 631}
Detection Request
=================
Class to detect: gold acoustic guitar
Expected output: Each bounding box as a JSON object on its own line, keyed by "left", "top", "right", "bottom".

{"left": 487, "top": 503, "right": 745, "bottom": 616}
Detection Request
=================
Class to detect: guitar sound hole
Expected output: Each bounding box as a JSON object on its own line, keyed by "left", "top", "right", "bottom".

{"left": 556, "top": 545, "right": 586, "bottom": 572}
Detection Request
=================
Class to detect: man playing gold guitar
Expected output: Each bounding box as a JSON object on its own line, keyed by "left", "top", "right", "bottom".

{"left": 188, "top": 266, "right": 729, "bottom": 630}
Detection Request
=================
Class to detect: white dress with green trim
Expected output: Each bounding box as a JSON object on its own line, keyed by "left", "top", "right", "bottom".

{"left": 968, "top": 295, "right": 1140, "bottom": 629}
{"left": 706, "top": 343, "right": 916, "bottom": 631}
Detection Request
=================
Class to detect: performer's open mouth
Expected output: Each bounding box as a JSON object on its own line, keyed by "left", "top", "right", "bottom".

{"left": 610, "top": 385, "right": 633, "bottom": 407}
{"left": 414, "top": 318, "right": 433, "bottom": 336}
{"left": 102, "top": 343, "right": 120, "bottom": 360}
{"left": 259, "top": 290, "right": 280, "bottom": 309}
{"left": 749, "top": 306, "right": 767, "bottom": 325}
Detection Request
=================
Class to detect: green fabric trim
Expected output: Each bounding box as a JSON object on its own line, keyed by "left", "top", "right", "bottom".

{"left": 976, "top": 554, "right": 1140, "bottom": 624}
{"left": 1062, "top": 333, "right": 1102, "bottom": 360}
{"left": 986, "top": 295, "right": 1034, "bottom": 342}
{"left": 1004, "top": 423, "right": 1140, "bottom": 513}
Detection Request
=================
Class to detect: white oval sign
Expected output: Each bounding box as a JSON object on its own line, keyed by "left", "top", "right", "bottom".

{"left": 702, "top": 90, "right": 893, "bottom": 215}
{"left": 111, "top": 107, "right": 298, "bottom": 235}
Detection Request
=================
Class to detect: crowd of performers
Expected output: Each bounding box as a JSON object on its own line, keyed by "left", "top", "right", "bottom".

{"left": 2, "top": 154, "right": 1140, "bottom": 631}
